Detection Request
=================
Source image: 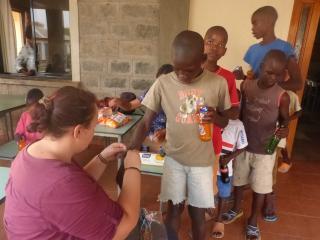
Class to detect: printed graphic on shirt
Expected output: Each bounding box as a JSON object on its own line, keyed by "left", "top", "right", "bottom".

{"left": 221, "top": 142, "right": 234, "bottom": 155}
{"left": 176, "top": 89, "right": 204, "bottom": 124}
{"left": 245, "top": 96, "right": 270, "bottom": 122}
{"left": 239, "top": 129, "right": 246, "bottom": 145}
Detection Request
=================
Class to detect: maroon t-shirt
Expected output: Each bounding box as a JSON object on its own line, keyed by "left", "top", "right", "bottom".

{"left": 4, "top": 147, "right": 123, "bottom": 239}
{"left": 242, "top": 80, "right": 284, "bottom": 154}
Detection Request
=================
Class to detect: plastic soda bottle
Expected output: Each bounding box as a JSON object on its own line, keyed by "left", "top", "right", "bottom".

{"left": 18, "top": 138, "right": 26, "bottom": 151}
{"left": 220, "top": 164, "right": 230, "bottom": 183}
{"left": 246, "top": 70, "right": 254, "bottom": 80}
{"left": 198, "top": 106, "right": 212, "bottom": 142}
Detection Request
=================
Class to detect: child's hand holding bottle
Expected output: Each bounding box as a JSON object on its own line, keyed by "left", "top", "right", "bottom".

{"left": 152, "top": 129, "right": 166, "bottom": 143}
{"left": 16, "top": 134, "right": 26, "bottom": 151}
{"left": 233, "top": 66, "right": 245, "bottom": 80}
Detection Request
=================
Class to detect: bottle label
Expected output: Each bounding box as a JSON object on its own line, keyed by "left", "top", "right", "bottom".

{"left": 199, "top": 125, "right": 206, "bottom": 136}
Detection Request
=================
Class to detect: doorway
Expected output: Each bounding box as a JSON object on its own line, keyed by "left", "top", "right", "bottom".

{"left": 294, "top": 20, "right": 320, "bottom": 160}
{"left": 287, "top": 0, "right": 320, "bottom": 160}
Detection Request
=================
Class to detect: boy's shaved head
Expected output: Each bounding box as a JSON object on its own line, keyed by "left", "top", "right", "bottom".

{"left": 253, "top": 6, "right": 278, "bottom": 25}
{"left": 172, "top": 30, "right": 204, "bottom": 63}
{"left": 172, "top": 30, "right": 206, "bottom": 83}
{"left": 204, "top": 26, "right": 228, "bottom": 44}
{"left": 262, "top": 49, "right": 287, "bottom": 67}
{"left": 259, "top": 50, "right": 287, "bottom": 87}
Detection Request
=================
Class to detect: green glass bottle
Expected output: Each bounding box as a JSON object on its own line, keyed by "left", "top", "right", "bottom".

{"left": 265, "top": 125, "right": 285, "bottom": 154}
{"left": 265, "top": 135, "right": 281, "bottom": 154}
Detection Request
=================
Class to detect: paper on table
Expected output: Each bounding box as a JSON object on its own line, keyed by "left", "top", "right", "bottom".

{"left": 139, "top": 153, "right": 164, "bottom": 166}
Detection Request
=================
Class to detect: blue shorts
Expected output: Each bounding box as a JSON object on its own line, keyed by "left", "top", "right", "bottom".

{"left": 217, "top": 176, "right": 233, "bottom": 199}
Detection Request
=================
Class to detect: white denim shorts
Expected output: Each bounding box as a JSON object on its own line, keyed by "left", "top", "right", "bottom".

{"left": 159, "top": 156, "right": 215, "bottom": 209}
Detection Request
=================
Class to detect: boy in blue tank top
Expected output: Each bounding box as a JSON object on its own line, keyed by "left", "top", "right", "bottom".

{"left": 233, "top": 7, "right": 303, "bottom": 225}
{"left": 234, "top": 6, "right": 303, "bottom": 91}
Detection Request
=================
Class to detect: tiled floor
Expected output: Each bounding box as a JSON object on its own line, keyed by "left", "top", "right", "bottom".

{"left": 0, "top": 113, "right": 319, "bottom": 239}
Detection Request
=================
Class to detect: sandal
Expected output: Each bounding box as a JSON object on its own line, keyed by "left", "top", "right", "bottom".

{"left": 264, "top": 214, "right": 278, "bottom": 222}
{"left": 278, "top": 162, "right": 292, "bottom": 173}
{"left": 245, "top": 224, "right": 261, "bottom": 240}
{"left": 211, "top": 222, "right": 224, "bottom": 238}
{"left": 222, "top": 209, "right": 244, "bottom": 224}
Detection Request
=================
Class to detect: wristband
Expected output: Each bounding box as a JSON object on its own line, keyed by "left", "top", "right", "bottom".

{"left": 97, "top": 153, "right": 108, "bottom": 164}
{"left": 125, "top": 166, "right": 141, "bottom": 173}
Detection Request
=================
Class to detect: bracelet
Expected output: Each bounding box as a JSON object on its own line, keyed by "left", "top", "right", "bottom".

{"left": 97, "top": 153, "right": 108, "bottom": 164}
{"left": 125, "top": 166, "right": 141, "bottom": 173}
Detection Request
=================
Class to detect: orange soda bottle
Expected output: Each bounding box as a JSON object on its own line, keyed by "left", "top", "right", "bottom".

{"left": 198, "top": 106, "right": 212, "bottom": 141}
{"left": 18, "top": 138, "right": 26, "bottom": 151}
{"left": 246, "top": 70, "right": 254, "bottom": 80}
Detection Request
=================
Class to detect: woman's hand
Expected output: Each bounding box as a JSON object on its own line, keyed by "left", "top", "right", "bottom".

{"left": 100, "top": 143, "right": 127, "bottom": 163}
{"left": 124, "top": 150, "right": 141, "bottom": 170}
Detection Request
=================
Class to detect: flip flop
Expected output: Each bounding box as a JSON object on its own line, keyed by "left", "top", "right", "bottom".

{"left": 211, "top": 222, "right": 224, "bottom": 239}
{"left": 264, "top": 214, "right": 278, "bottom": 222}
{"left": 222, "top": 209, "right": 244, "bottom": 224}
{"left": 245, "top": 224, "right": 261, "bottom": 240}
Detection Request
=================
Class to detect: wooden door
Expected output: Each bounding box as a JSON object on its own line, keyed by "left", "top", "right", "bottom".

{"left": 286, "top": 0, "right": 320, "bottom": 156}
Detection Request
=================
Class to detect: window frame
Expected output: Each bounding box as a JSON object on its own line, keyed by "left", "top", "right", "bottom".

{"left": 4, "top": 0, "right": 79, "bottom": 82}
{"left": 69, "top": 0, "right": 79, "bottom": 82}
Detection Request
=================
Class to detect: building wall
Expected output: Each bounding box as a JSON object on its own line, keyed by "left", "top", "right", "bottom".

{"left": 78, "top": 0, "right": 160, "bottom": 98}
{"left": 159, "top": 0, "right": 189, "bottom": 66}
{"left": 77, "top": 1, "right": 295, "bottom": 96}
{"left": 188, "top": 0, "right": 294, "bottom": 72}
{"left": 78, "top": 0, "right": 190, "bottom": 98}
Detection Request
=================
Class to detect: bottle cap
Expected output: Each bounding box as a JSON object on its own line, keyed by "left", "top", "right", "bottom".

{"left": 199, "top": 106, "right": 208, "bottom": 113}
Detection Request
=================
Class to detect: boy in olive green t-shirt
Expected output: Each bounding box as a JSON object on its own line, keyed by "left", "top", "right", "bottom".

{"left": 129, "top": 30, "right": 231, "bottom": 240}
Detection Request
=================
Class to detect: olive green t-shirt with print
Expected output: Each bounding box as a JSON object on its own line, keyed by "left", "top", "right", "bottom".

{"left": 142, "top": 69, "right": 231, "bottom": 167}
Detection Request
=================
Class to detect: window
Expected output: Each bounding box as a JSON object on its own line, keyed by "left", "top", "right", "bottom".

{"left": 12, "top": 10, "right": 24, "bottom": 56}
{"left": 0, "top": 37, "right": 4, "bottom": 73}
{"left": 8, "top": 0, "right": 71, "bottom": 76}
{"left": 31, "top": 0, "right": 71, "bottom": 74}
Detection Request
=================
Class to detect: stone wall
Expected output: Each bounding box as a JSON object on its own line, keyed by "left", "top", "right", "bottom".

{"left": 78, "top": 0, "right": 160, "bottom": 98}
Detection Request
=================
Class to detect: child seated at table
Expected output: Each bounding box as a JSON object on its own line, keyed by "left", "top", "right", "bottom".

{"left": 15, "top": 88, "right": 44, "bottom": 147}
{"left": 109, "top": 64, "right": 173, "bottom": 143}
